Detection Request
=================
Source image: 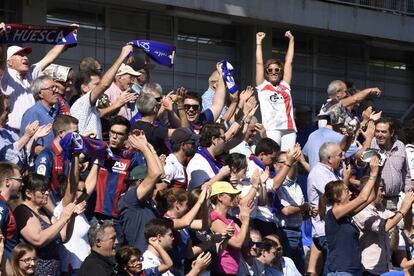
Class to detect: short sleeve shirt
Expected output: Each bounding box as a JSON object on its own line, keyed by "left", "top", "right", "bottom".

{"left": 70, "top": 92, "right": 102, "bottom": 139}
{"left": 186, "top": 153, "right": 215, "bottom": 191}
{"left": 1, "top": 64, "right": 42, "bottom": 130}
{"left": 162, "top": 153, "right": 187, "bottom": 189}
{"left": 118, "top": 187, "right": 160, "bottom": 252}
{"left": 104, "top": 83, "right": 132, "bottom": 120}
{"left": 257, "top": 80, "right": 296, "bottom": 132}
{"left": 0, "top": 195, "right": 18, "bottom": 259}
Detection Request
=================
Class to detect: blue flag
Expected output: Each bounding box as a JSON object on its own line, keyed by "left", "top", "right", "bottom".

{"left": 128, "top": 40, "right": 176, "bottom": 68}
{"left": 220, "top": 60, "right": 238, "bottom": 94}
{"left": 0, "top": 24, "right": 78, "bottom": 45}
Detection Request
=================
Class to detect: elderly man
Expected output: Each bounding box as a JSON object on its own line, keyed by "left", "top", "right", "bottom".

{"left": 318, "top": 79, "right": 381, "bottom": 128}
{"left": 100, "top": 63, "right": 140, "bottom": 120}
{"left": 202, "top": 69, "right": 227, "bottom": 118}
{"left": 307, "top": 142, "right": 345, "bottom": 276}
{"left": 0, "top": 22, "right": 76, "bottom": 132}
{"left": 20, "top": 75, "right": 58, "bottom": 153}
{"left": 371, "top": 117, "right": 411, "bottom": 211}
{"left": 71, "top": 45, "right": 134, "bottom": 139}
{"left": 79, "top": 220, "right": 118, "bottom": 276}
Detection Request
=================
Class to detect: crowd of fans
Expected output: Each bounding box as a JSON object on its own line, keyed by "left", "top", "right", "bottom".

{"left": 0, "top": 22, "right": 414, "bottom": 276}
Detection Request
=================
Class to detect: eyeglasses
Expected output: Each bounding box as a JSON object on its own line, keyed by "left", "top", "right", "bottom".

{"left": 7, "top": 176, "right": 23, "bottom": 182}
{"left": 35, "top": 189, "right": 49, "bottom": 195}
{"left": 19, "top": 257, "right": 37, "bottom": 265}
{"left": 184, "top": 104, "right": 200, "bottom": 112}
{"left": 128, "top": 256, "right": 144, "bottom": 266}
{"left": 109, "top": 129, "right": 127, "bottom": 137}
{"left": 41, "top": 85, "right": 59, "bottom": 92}
{"left": 217, "top": 135, "right": 226, "bottom": 141}
{"left": 266, "top": 67, "right": 281, "bottom": 74}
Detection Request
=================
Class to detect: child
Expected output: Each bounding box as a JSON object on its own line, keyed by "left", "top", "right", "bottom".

{"left": 142, "top": 218, "right": 174, "bottom": 276}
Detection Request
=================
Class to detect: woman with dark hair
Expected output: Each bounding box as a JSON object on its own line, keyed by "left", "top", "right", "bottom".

{"left": 255, "top": 30, "right": 296, "bottom": 151}
{"left": 318, "top": 157, "right": 380, "bottom": 276}
{"left": 14, "top": 174, "right": 82, "bottom": 276}
{"left": 11, "top": 243, "right": 37, "bottom": 276}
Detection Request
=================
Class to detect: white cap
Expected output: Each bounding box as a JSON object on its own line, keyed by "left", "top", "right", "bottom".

{"left": 116, "top": 63, "right": 141, "bottom": 77}
{"left": 7, "top": 46, "right": 32, "bottom": 60}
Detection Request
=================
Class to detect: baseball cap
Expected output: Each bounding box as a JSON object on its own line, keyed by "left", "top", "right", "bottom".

{"left": 7, "top": 46, "right": 32, "bottom": 60}
{"left": 127, "top": 165, "right": 148, "bottom": 183}
{"left": 170, "top": 128, "right": 199, "bottom": 145}
{"left": 116, "top": 63, "right": 141, "bottom": 77}
{"left": 210, "top": 181, "right": 241, "bottom": 198}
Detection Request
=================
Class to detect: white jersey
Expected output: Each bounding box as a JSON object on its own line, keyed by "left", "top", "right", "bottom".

{"left": 257, "top": 80, "right": 296, "bottom": 132}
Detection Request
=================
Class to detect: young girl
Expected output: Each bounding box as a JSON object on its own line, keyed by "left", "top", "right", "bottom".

{"left": 11, "top": 243, "right": 37, "bottom": 276}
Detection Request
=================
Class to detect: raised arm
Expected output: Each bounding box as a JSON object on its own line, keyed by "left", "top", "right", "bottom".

{"left": 255, "top": 32, "right": 266, "bottom": 86}
{"left": 90, "top": 45, "right": 133, "bottom": 105}
{"left": 282, "top": 31, "right": 295, "bottom": 85}
{"left": 128, "top": 130, "right": 163, "bottom": 200}
{"left": 209, "top": 63, "right": 226, "bottom": 121}
{"left": 340, "top": 87, "right": 381, "bottom": 108}
{"left": 149, "top": 238, "right": 173, "bottom": 273}
{"left": 37, "top": 24, "right": 79, "bottom": 70}
{"left": 332, "top": 156, "right": 380, "bottom": 220}
{"left": 272, "top": 145, "right": 301, "bottom": 190}
{"left": 61, "top": 154, "right": 79, "bottom": 207}
{"left": 171, "top": 187, "right": 207, "bottom": 230}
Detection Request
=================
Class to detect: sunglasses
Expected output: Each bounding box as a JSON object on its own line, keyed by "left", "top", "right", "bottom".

{"left": 266, "top": 67, "right": 281, "bottom": 74}
{"left": 155, "top": 97, "right": 163, "bottom": 102}
{"left": 184, "top": 104, "right": 200, "bottom": 112}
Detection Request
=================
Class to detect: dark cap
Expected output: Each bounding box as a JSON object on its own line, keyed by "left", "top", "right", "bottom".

{"left": 127, "top": 165, "right": 148, "bottom": 182}
{"left": 170, "top": 128, "right": 199, "bottom": 145}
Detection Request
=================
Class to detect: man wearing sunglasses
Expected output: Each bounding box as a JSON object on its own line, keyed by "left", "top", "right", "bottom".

{"left": 183, "top": 63, "right": 226, "bottom": 134}
{"left": 19, "top": 75, "right": 58, "bottom": 154}
{"left": 0, "top": 162, "right": 23, "bottom": 273}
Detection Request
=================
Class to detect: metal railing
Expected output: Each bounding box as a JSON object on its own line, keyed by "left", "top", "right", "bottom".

{"left": 319, "top": 0, "right": 414, "bottom": 16}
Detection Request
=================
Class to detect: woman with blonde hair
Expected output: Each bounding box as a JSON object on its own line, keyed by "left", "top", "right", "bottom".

{"left": 11, "top": 243, "right": 37, "bottom": 276}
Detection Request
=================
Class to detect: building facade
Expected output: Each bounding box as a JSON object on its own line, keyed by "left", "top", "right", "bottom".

{"left": 2, "top": 0, "right": 414, "bottom": 120}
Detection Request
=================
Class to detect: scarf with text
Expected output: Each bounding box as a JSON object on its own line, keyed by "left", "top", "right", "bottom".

{"left": 127, "top": 40, "right": 176, "bottom": 67}
{"left": 0, "top": 24, "right": 78, "bottom": 45}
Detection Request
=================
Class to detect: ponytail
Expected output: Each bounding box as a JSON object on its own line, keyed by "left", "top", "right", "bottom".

{"left": 319, "top": 194, "right": 328, "bottom": 220}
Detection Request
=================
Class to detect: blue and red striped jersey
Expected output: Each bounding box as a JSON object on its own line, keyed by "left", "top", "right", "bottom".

{"left": 95, "top": 149, "right": 145, "bottom": 218}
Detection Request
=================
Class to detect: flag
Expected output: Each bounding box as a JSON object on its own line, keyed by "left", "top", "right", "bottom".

{"left": 128, "top": 40, "right": 175, "bottom": 67}
{"left": 220, "top": 60, "right": 238, "bottom": 94}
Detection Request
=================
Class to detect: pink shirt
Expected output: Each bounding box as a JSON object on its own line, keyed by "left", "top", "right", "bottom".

{"left": 210, "top": 210, "right": 240, "bottom": 274}
{"left": 104, "top": 82, "right": 132, "bottom": 120}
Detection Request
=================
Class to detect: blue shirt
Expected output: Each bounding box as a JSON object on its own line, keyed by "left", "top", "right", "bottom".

{"left": 302, "top": 127, "right": 357, "bottom": 170}
{"left": 201, "top": 87, "right": 227, "bottom": 118}
{"left": 20, "top": 101, "right": 58, "bottom": 148}
{"left": 0, "top": 127, "right": 25, "bottom": 168}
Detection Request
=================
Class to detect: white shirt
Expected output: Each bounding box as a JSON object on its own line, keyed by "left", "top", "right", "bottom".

{"left": 54, "top": 202, "right": 91, "bottom": 271}
{"left": 307, "top": 162, "right": 341, "bottom": 237}
{"left": 229, "top": 140, "right": 255, "bottom": 158}
{"left": 246, "top": 159, "right": 279, "bottom": 224}
{"left": 277, "top": 178, "right": 305, "bottom": 228}
{"left": 1, "top": 64, "right": 42, "bottom": 129}
{"left": 257, "top": 80, "right": 296, "bottom": 132}
{"left": 70, "top": 91, "right": 102, "bottom": 139}
{"left": 406, "top": 144, "right": 414, "bottom": 180}
{"left": 163, "top": 153, "right": 187, "bottom": 188}
{"left": 142, "top": 250, "right": 174, "bottom": 276}
{"left": 265, "top": 257, "right": 301, "bottom": 276}
{"left": 186, "top": 153, "right": 215, "bottom": 191}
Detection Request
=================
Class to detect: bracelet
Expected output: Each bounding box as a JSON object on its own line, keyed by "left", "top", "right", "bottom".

{"left": 284, "top": 163, "right": 292, "bottom": 168}
{"left": 368, "top": 175, "right": 377, "bottom": 180}
{"left": 257, "top": 44, "right": 262, "bottom": 45}
{"left": 396, "top": 210, "right": 405, "bottom": 217}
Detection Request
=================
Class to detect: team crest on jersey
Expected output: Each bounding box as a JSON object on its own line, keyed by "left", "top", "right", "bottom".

{"left": 269, "top": 93, "right": 284, "bottom": 102}
{"left": 40, "top": 157, "right": 47, "bottom": 164}
{"left": 112, "top": 161, "right": 128, "bottom": 174}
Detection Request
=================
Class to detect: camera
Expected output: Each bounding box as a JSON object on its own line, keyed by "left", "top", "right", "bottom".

{"left": 361, "top": 148, "right": 387, "bottom": 166}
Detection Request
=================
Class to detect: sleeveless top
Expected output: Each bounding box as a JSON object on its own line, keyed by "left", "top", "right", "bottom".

{"left": 16, "top": 204, "right": 62, "bottom": 276}
{"left": 210, "top": 210, "right": 240, "bottom": 275}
